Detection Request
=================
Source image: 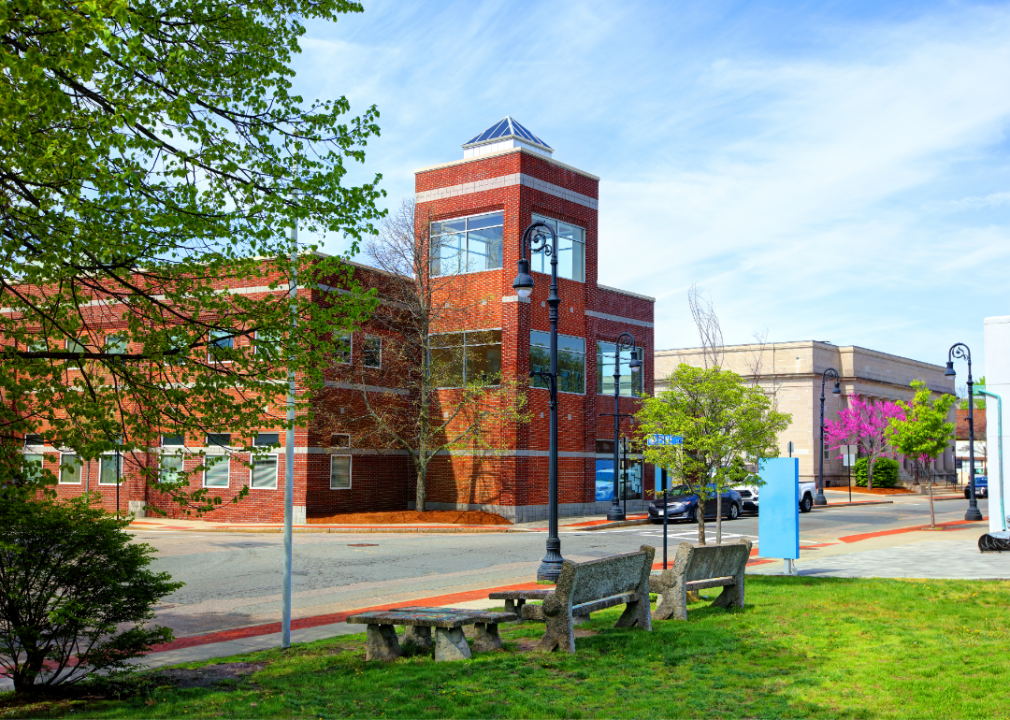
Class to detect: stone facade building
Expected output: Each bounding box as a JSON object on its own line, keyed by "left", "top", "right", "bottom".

{"left": 654, "top": 341, "right": 955, "bottom": 487}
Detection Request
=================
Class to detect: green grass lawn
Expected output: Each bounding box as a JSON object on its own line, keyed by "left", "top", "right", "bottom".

{"left": 5, "top": 576, "right": 1010, "bottom": 719}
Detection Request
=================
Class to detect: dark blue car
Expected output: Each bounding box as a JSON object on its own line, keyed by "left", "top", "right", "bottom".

{"left": 648, "top": 484, "right": 743, "bottom": 523}
{"left": 966, "top": 476, "right": 988, "bottom": 499}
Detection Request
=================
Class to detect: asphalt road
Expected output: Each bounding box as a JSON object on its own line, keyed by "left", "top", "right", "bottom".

{"left": 136, "top": 494, "right": 987, "bottom": 638}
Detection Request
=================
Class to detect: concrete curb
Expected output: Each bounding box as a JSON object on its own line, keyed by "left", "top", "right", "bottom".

{"left": 812, "top": 500, "right": 894, "bottom": 509}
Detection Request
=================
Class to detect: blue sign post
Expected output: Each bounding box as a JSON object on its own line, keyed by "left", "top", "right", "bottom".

{"left": 758, "top": 458, "right": 799, "bottom": 574}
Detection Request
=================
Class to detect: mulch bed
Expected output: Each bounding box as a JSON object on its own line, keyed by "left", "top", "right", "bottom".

{"left": 829, "top": 486, "right": 915, "bottom": 495}
{"left": 154, "top": 662, "right": 268, "bottom": 690}
{"left": 306, "top": 510, "right": 512, "bottom": 526}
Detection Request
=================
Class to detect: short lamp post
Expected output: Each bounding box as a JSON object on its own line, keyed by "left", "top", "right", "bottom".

{"left": 606, "top": 333, "right": 641, "bottom": 521}
{"left": 816, "top": 368, "right": 841, "bottom": 506}
{"left": 946, "top": 343, "right": 983, "bottom": 522}
{"left": 512, "top": 221, "right": 565, "bottom": 582}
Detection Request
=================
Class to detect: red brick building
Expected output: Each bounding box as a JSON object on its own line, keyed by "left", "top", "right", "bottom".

{"left": 36, "top": 117, "right": 655, "bottom": 523}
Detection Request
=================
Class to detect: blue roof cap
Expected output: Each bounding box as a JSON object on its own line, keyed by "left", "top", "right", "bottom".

{"left": 463, "top": 116, "right": 552, "bottom": 152}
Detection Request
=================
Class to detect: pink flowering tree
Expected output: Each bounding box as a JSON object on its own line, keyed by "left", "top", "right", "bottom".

{"left": 824, "top": 394, "right": 905, "bottom": 489}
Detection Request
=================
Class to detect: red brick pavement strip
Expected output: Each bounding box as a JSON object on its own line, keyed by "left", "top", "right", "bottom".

{"left": 147, "top": 581, "right": 545, "bottom": 654}
{"left": 838, "top": 516, "right": 988, "bottom": 544}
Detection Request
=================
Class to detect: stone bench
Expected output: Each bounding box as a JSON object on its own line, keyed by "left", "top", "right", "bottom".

{"left": 346, "top": 606, "right": 515, "bottom": 662}
{"left": 487, "top": 589, "right": 595, "bottom": 624}
{"left": 650, "top": 540, "right": 752, "bottom": 621}
{"left": 526, "top": 545, "right": 655, "bottom": 653}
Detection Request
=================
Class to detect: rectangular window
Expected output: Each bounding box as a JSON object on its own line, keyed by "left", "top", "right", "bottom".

{"left": 530, "top": 214, "right": 586, "bottom": 282}
{"left": 256, "top": 433, "right": 280, "bottom": 447}
{"left": 23, "top": 453, "right": 44, "bottom": 482}
{"left": 430, "top": 211, "right": 504, "bottom": 276}
{"left": 254, "top": 330, "right": 281, "bottom": 359}
{"left": 530, "top": 331, "right": 585, "bottom": 394}
{"left": 596, "top": 342, "right": 644, "bottom": 396}
{"left": 330, "top": 434, "right": 350, "bottom": 448}
{"left": 203, "top": 456, "right": 229, "bottom": 487}
{"left": 595, "top": 458, "right": 643, "bottom": 501}
{"left": 99, "top": 454, "right": 122, "bottom": 485}
{"left": 363, "top": 336, "right": 382, "bottom": 369}
{"left": 208, "top": 330, "right": 234, "bottom": 362}
{"left": 162, "top": 434, "right": 184, "bottom": 447}
{"left": 430, "top": 330, "right": 502, "bottom": 387}
{"left": 105, "top": 335, "right": 128, "bottom": 355}
{"left": 24, "top": 434, "right": 44, "bottom": 446}
{"left": 334, "top": 334, "right": 352, "bottom": 364}
{"left": 59, "top": 454, "right": 82, "bottom": 484}
{"left": 251, "top": 457, "right": 278, "bottom": 489}
{"left": 823, "top": 443, "right": 831, "bottom": 460}
{"left": 160, "top": 454, "right": 183, "bottom": 483}
{"left": 66, "top": 337, "right": 87, "bottom": 354}
{"left": 330, "top": 455, "right": 351, "bottom": 489}
{"left": 207, "top": 433, "right": 231, "bottom": 448}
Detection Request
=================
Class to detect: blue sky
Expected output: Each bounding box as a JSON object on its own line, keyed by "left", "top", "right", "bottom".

{"left": 291, "top": 0, "right": 1010, "bottom": 377}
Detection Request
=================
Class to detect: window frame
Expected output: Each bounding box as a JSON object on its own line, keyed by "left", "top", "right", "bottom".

{"left": 250, "top": 455, "right": 278, "bottom": 490}
{"left": 530, "top": 330, "right": 586, "bottom": 395}
{"left": 363, "top": 335, "right": 382, "bottom": 369}
{"left": 160, "top": 453, "right": 185, "bottom": 484}
{"left": 429, "top": 210, "right": 505, "bottom": 277}
{"left": 330, "top": 433, "right": 351, "bottom": 449}
{"left": 596, "top": 342, "right": 644, "bottom": 397}
{"left": 202, "top": 454, "right": 230, "bottom": 488}
{"left": 334, "top": 333, "right": 352, "bottom": 364}
{"left": 59, "top": 452, "right": 82, "bottom": 485}
{"left": 207, "top": 329, "right": 235, "bottom": 363}
{"left": 98, "top": 453, "right": 123, "bottom": 486}
{"left": 429, "top": 329, "right": 503, "bottom": 389}
{"left": 530, "top": 213, "right": 586, "bottom": 283}
{"left": 330, "top": 454, "right": 352, "bottom": 490}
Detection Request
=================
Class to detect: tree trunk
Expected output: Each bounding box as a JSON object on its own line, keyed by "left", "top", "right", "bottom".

{"left": 415, "top": 464, "right": 427, "bottom": 513}
{"left": 715, "top": 491, "right": 723, "bottom": 544}
{"left": 696, "top": 506, "right": 706, "bottom": 545}
{"left": 927, "top": 465, "right": 936, "bottom": 528}
{"left": 866, "top": 458, "right": 874, "bottom": 490}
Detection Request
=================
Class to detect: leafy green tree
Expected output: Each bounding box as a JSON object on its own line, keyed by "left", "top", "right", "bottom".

{"left": 886, "top": 380, "right": 956, "bottom": 528}
{"left": 637, "top": 364, "right": 791, "bottom": 544}
{"left": 0, "top": 0, "right": 382, "bottom": 511}
{"left": 0, "top": 496, "right": 182, "bottom": 692}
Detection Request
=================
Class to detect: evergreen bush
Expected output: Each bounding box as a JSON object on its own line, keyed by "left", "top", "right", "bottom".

{"left": 854, "top": 457, "right": 900, "bottom": 487}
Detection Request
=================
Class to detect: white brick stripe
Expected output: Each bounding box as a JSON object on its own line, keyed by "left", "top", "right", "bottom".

{"left": 584, "top": 309, "right": 654, "bottom": 328}
{"left": 416, "top": 173, "right": 598, "bottom": 210}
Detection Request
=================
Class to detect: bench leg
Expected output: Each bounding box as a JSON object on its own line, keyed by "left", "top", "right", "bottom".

{"left": 365, "top": 624, "right": 402, "bottom": 661}
{"left": 535, "top": 614, "right": 574, "bottom": 654}
{"left": 434, "top": 627, "right": 471, "bottom": 661}
{"left": 515, "top": 599, "right": 526, "bottom": 623}
{"left": 401, "top": 625, "right": 432, "bottom": 653}
{"left": 573, "top": 611, "right": 591, "bottom": 626}
{"left": 712, "top": 575, "right": 745, "bottom": 609}
{"left": 652, "top": 575, "right": 680, "bottom": 621}
{"left": 616, "top": 597, "right": 651, "bottom": 630}
{"left": 473, "top": 622, "right": 502, "bottom": 652}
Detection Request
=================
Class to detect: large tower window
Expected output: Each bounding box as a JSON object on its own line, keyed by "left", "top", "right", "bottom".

{"left": 530, "top": 331, "right": 585, "bottom": 394}
{"left": 430, "top": 212, "right": 503, "bottom": 276}
{"left": 596, "top": 342, "right": 644, "bottom": 396}
{"left": 530, "top": 214, "right": 585, "bottom": 282}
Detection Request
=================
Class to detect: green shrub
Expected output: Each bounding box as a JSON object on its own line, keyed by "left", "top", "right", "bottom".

{"left": 854, "top": 457, "right": 900, "bottom": 487}
{"left": 0, "top": 496, "right": 182, "bottom": 692}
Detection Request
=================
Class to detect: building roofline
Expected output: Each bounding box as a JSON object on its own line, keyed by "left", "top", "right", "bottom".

{"left": 597, "top": 284, "right": 655, "bottom": 303}
{"left": 655, "top": 340, "right": 947, "bottom": 372}
{"left": 414, "top": 147, "right": 600, "bottom": 182}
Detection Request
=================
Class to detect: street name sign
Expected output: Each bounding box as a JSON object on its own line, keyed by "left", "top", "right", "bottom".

{"left": 646, "top": 435, "right": 683, "bottom": 447}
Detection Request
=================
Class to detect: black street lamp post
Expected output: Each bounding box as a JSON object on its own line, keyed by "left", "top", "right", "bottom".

{"left": 512, "top": 221, "right": 565, "bottom": 582}
{"left": 606, "top": 333, "right": 641, "bottom": 521}
{"left": 946, "top": 343, "right": 983, "bottom": 522}
{"left": 816, "top": 368, "right": 841, "bottom": 506}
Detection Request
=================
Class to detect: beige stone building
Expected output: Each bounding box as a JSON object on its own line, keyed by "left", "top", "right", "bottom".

{"left": 654, "top": 341, "right": 956, "bottom": 487}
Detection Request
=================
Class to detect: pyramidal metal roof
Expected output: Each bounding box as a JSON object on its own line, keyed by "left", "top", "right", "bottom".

{"left": 463, "top": 116, "right": 552, "bottom": 152}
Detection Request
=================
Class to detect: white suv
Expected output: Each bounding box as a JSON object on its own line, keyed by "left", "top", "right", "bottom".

{"left": 737, "top": 481, "right": 816, "bottom": 514}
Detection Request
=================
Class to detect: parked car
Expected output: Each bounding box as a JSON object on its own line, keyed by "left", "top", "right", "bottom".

{"left": 648, "top": 484, "right": 743, "bottom": 523}
{"left": 737, "top": 480, "right": 817, "bottom": 514}
{"left": 966, "top": 476, "right": 988, "bottom": 499}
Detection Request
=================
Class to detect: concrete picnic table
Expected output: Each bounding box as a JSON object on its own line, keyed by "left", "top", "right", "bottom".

{"left": 346, "top": 606, "right": 515, "bottom": 662}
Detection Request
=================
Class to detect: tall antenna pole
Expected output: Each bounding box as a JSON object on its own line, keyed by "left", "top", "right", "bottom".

{"left": 282, "top": 224, "right": 297, "bottom": 649}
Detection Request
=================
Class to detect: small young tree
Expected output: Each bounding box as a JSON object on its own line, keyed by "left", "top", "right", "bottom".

{"left": 824, "top": 394, "right": 904, "bottom": 490}
{"left": 0, "top": 497, "right": 181, "bottom": 692}
{"left": 885, "top": 380, "right": 956, "bottom": 528}
{"left": 637, "top": 364, "right": 790, "bottom": 544}
{"left": 319, "top": 199, "right": 528, "bottom": 512}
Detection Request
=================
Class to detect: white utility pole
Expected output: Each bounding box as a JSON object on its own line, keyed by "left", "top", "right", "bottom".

{"left": 282, "top": 224, "right": 297, "bottom": 649}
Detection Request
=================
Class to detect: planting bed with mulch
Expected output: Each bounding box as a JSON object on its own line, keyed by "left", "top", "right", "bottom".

{"left": 828, "top": 485, "right": 915, "bottom": 495}
{"left": 306, "top": 510, "right": 511, "bottom": 525}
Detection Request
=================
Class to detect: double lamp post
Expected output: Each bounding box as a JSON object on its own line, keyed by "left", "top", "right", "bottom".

{"left": 946, "top": 343, "right": 983, "bottom": 522}
{"left": 512, "top": 222, "right": 641, "bottom": 580}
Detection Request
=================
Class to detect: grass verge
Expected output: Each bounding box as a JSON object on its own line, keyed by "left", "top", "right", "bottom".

{"left": 3, "top": 576, "right": 1009, "bottom": 719}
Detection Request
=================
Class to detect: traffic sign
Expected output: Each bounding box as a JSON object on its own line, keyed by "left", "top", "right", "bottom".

{"left": 647, "top": 435, "right": 683, "bottom": 447}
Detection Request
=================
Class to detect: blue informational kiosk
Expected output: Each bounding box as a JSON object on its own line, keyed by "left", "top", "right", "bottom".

{"left": 758, "top": 458, "right": 799, "bottom": 574}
